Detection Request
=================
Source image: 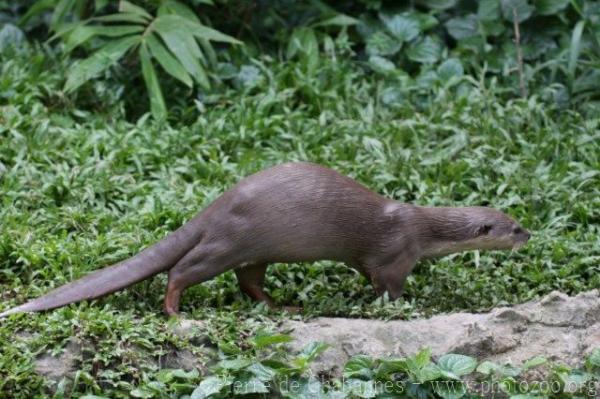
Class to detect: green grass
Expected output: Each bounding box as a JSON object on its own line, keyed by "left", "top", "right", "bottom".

{"left": 0, "top": 46, "right": 599, "bottom": 396}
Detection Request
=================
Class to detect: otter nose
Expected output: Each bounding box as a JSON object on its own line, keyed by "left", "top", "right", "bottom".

{"left": 524, "top": 230, "right": 531, "bottom": 240}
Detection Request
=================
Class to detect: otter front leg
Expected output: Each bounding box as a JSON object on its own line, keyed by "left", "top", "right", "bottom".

{"left": 235, "top": 263, "right": 275, "bottom": 307}
{"left": 235, "top": 264, "right": 302, "bottom": 313}
{"left": 369, "top": 259, "right": 417, "bottom": 300}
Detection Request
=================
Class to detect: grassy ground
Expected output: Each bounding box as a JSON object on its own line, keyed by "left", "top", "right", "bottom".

{"left": 0, "top": 47, "right": 599, "bottom": 396}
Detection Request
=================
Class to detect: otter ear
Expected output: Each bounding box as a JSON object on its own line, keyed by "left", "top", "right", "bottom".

{"left": 478, "top": 224, "right": 492, "bottom": 235}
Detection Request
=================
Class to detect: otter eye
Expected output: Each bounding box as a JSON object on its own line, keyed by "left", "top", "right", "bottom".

{"left": 479, "top": 224, "right": 492, "bottom": 235}
{"left": 513, "top": 227, "right": 523, "bottom": 234}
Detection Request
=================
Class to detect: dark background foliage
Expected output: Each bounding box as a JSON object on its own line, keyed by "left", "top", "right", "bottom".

{"left": 1, "top": 0, "right": 599, "bottom": 119}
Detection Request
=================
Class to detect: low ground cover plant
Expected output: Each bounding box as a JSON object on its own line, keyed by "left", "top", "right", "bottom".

{"left": 0, "top": 0, "right": 599, "bottom": 396}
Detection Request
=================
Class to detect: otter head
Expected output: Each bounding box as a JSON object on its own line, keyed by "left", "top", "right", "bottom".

{"left": 466, "top": 207, "right": 530, "bottom": 251}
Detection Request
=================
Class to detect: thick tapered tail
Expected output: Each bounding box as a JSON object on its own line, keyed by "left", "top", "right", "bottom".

{"left": 0, "top": 260, "right": 162, "bottom": 317}
{"left": 0, "top": 214, "right": 205, "bottom": 318}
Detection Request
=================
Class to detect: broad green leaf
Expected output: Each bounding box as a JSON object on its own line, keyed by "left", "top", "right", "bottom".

{"left": 414, "top": 69, "right": 437, "bottom": 88}
{"left": 236, "top": 65, "right": 263, "bottom": 88}
{"left": 146, "top": 33, "right": 193, "bottom": 87}
{"left": 437, "top": 58, "right": 464, "bottom": 80}
{"left": 153, "top": 15, "right": 202, "bottom": 58}
{"left": 171, "top": 368, "right": 199, "bottom": 380}
{"left": 558, "top": 370, "right": 592, "bottom": 388}
{"left": 92, "top": 12, "right": 149, "bottom": 24}
{"left": 344, "top": 355, "right": 374, "bottom": 379}
{"left": 375, "top": 357, "right": 409, "bottom": 377}
{"left": 416, "top": 363, "right": 442, "bottom": 382}
{"left": 500, "top": 364, "right": 523, "bottom": 377}
{"left": 416, "top": 0, "right": 457, "bottom": 10}
{"left": 356, "top": 17, "right": 381, "bottom": 40}
{"left": 573, "top": 69, "right": 600, "bottom": 95}
{"left": 413, "top": 13, "right": 439, "bottom": 30}
{"left": 251, "top": 333, "right": 293, "bottom": 348}
{"left": 153, "top": 16, "right": 209, "bottom": 88}
{"left": 51, "top": 0, "right": 77, "bottom": 30}
{"left": 476, "top": 361, "right": 500, "bottom": 375}
{"left": 233, "top": 376, "right": 269, "bottom": 395}
{"left": 314, "top": 14, "right": 359, "bottom": 27}
{"left": 130, "top": 387, "right": 154, "bottom": 398}
{"left": 247, "top": 362, "right": 276, "bottom": 381}
{"left": 407, "top": 36, "right": 442, "bottom": 64}
{"left": 191, "top": 376, "right": 231, "bottom": 399}
{"left": 279, "top": 376, "right": 326, "bottom": 398}
{"left": 0, "top": 24, "right": 26, "bottom": 52}
{"left": 89, "top": 25, "right": 144, "bottom": 37}
{"left": 158, "top": 0, "right": 201, "bottom": 23}
{"left": 368, "top": 55, "right": 396, "bottom": 74}
{"left": 156, "top": 369, "right": 174, "bottom": 384}
{"left": 478, "top": 0, "right": 501, "bottom": 20}
{"left": 344, "top": 378, "right": 377, "bottom": 398}
{"left": 287, "top": 27, "right": 319, "bottom": 71}
{"left": 379, "top": 13, "right": 421, "bottom": 42}
{"left": 64, "top": 24, "right": 144, "bottom": 52}
{"left": 568, "top": 21, "right": 585, "bottom": 80}
{"left": 445, "top": 14, "right": 479, "bottom": 40}
{"left": 217, "top": 358, "right": 252, "bottom": 371}
{"left": 94, "top": 0, "right": 108, "bottom": 10}
{"left": 19, "top": 0, "right": 56, "bottom": 25}
{"left": 155, "top": 14, "right": 240, "bottom": 44}
{"left": 534, "top": 0, "right": 570, "bottom": 15}
{"left": 499, "top": 376, "right": 519, "bottom": 394}
{"left": 414, "top": 348, "right": 432, "bottom": 368}
{"left": 119, "top": 0, "right": 152, "bottom": 20}
{"left": 433, "top": 380, "right": 468, "bottom": 399}
{"left": 64, "top": 34, "right": 140, "bottom": 92}
{"left": 501, "top": 0, "right": 534, "bottom": 23}
{"left": 198, "top": 38, "right": 217, "bottom": 67}
{"left": 189, "top": 23, "right": 242, "bottom": 45}
{"left": 295, "top": 376, "right": 326, "bottom": 398}
{"left": 586, "top": 347, "right": 600, "bottom": 368}
{"left": 139, "top": 43, "right": 166, "bottom": 120}
{"left": 260, "top": 359, "right": 293, "bottom": 372}
{"left": 480, "top": 20, "right": 506, "bottom": 36}
{"left": 522, "top": 356, "right": 547, "bottom": 370}
{"left": 366, "top": 31, "right": 401, "bottom": 56}
{"left": 287, "top": 27, "right": 318, "bottom": 58}
{"left": 437, "top": 354, "right": 477, "bottom": 379}
{"left": 300, "top": 342, "right": 329, "bottom": 362}
{"left": 218, "top": 341, "right": 240, "bottom": 355}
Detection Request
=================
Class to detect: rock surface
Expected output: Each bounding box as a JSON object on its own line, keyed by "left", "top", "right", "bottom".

{"left": 283, "top": 290, "right": 600, "bottom": 377}
{"left": 32, "top": 290, "right": 600, "bottom": 382}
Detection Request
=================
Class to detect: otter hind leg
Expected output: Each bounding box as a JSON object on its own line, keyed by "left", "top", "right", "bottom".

{"left": 163, "top": 245, "right": 234, "bottom": 316}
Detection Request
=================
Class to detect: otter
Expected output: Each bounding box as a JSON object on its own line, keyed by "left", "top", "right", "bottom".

{"left": 0, "top": 162, "right": 530, "bottom": 317}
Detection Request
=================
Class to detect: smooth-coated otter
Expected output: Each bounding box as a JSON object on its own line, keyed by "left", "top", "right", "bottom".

{"left": 0, "top": 162, "right": 530, "bottom": 317}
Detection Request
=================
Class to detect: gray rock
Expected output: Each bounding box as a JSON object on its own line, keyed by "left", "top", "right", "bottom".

{"left": 35, "top": 339, "right": 82, "bottom": 381}
{"left": 171, "top": 319, "right": 211, "bottom": 346}
{"left": 283, "top": 290, "right": 600, "bottom": 377}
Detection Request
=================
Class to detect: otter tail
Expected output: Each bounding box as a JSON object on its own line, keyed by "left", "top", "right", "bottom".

{"left": 0, "top": 216, "right": 204, "bottom": 318}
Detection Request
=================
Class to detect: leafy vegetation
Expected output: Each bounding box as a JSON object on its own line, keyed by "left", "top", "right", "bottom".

{"left": 3, "top": 0, "right": 600, "bottom": 118}
{"left": 0, "top": 0, "right": 599, "bottom": 397}
{"left": 170, "top": 343, "right": 600, "bottom": 398}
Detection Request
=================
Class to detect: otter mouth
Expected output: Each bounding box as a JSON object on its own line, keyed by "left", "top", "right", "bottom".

{"left": 512, "top": 239, "right": 528, "bottom": 251}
